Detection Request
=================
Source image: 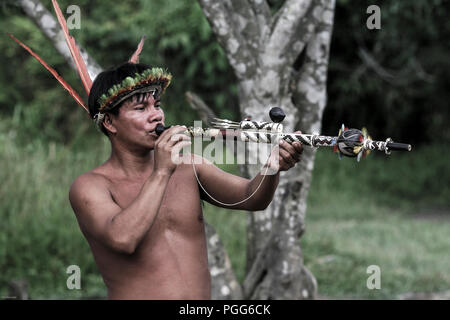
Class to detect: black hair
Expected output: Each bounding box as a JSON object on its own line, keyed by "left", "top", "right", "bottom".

{"left": 88, "top": 62, "right": 152, "bottom": 136}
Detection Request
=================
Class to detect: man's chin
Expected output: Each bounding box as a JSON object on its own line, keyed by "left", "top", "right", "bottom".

{"left": 145, "top": 135, "right": 158, "bottom": 149}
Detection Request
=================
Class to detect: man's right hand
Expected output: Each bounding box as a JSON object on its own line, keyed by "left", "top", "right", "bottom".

{"left": 154, "top": 125, "right": 191, "bottom": 175}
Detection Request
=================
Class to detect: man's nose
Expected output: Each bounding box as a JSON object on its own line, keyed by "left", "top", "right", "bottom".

{"left": 147, "top": 109, "right": 163, "bottom": 123}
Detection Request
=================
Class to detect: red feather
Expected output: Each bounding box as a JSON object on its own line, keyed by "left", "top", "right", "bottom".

{"left": 8, "top": 33, "right": 88, "bottom": 113}
{"left": 129, "top": 36, "right": 146, "bottom": 64}
{"left": 52, "top": 0, "right": 92, "bottom": 95}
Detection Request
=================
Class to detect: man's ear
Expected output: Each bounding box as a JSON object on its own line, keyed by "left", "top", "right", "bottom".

{"left": 102, "top": 113, "right": 117, "bottom": 135}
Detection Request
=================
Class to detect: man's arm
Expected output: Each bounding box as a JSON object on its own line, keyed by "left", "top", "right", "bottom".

{"left": 195, "top": 137, "right": 303, "bottom": 211}
{"left": 69, "top": 170, "right": 172, "bottom": 255}
{"left": 69, "top": 126, "right": 190, "bottom": 255}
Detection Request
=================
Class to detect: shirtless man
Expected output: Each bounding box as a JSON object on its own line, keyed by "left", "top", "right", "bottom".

{"left": 69, "top": 62, "right": 304, "bottom": 299}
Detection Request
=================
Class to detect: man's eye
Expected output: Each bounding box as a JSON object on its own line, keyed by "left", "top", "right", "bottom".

{"left": 135, "top": 106, "right": 145, "bottom": 110}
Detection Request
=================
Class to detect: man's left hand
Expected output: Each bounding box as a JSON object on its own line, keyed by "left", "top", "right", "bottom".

{"left": 266, "top": 131, "right": 304, "bottom": 173}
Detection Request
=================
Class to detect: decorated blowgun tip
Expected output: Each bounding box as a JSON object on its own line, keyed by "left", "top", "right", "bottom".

{"left": 356, "top": 148, "right": 371, "bottom": 162}
{"left": 361, "top": 127, "right": 371, "bottom": 139}
{"left": 333, "top": 145, "right": 343, "bottom": 160}
{"left": 335, "top": 125, "right": 344, "bottom": 160}
{"left": 357, "top": 151, "right": 363, "bottom": 162}
{"left": 338, "top": 123, "right": 345, "bottom": 136}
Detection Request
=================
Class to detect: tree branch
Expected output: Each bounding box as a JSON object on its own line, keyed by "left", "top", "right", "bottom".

{"left": 358, "top": 47, "right": 395, "bottom": 81}
{"left": 242, "top": 234, "right": 272, "bottom": 298}
{"left": 8, "top": 280, "right": 29, "bottom": 300}
{"left": 229, "top": 0, "right": 260, "bottom": 50}
{"left": 248, "top": 0, "right": 271, "bottom": 39}
{"left": 262, "top": 0, "right": 327, "bottom": 75}
{"left": 185, "top": 91, "right": 217, "bottom": 125}
{"left": 205, "top": 223, "right": 243, "bottom": 299}
{"left": 292, "top": 0, "right": 335, "bottom": 134}
{"left": 198, "top": 0, "right": 257, "bottom": 79}
{"left": 18, "top": 0, "right": 102, "bottom": 80}
{"left": 268, "top": 0, "right": 313, "bottom": 51}
{"left": 185, "top": 91, "right": 241, "bottom": 161}
{"left": 357, "top": 48, "right": 434, "bottom": 86}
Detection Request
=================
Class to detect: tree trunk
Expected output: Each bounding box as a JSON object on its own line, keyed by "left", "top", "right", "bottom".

{"left": 199, "top": 0, "right": 336, "bottom": 299}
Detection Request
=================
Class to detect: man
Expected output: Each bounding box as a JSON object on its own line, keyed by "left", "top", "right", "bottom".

{"left": 69, "top": 62, "right": 304, "bottom": 299}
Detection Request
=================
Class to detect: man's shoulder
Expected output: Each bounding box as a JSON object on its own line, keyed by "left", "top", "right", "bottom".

{"left": 69, "top": 170, "right": 110, "bottom": 203}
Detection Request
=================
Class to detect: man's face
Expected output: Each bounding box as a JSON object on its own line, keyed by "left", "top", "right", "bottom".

{"left": 110, "top": 91, "right": 165, "bottom": 149}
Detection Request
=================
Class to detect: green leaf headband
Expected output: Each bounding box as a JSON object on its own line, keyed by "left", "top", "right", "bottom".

{"left": 97, "top": 67, "right": 172, "bottom": 113}
{"left": 92, "top": 67, "right": 172, "bottom": 130}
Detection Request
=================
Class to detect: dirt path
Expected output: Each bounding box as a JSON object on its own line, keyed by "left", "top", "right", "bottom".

{"left": 409, "top": 207, "right": 450, "bottom": 222}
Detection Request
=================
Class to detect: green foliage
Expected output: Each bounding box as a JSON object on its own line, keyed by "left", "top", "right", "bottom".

{"left": 0, "top": 0, "right": 238, "bottom": 145}
{"left": 0, "top": 132, "right": 111, "bottom": 298}
{"left": 326, "top": 0, "right": 450, "bottom": 145}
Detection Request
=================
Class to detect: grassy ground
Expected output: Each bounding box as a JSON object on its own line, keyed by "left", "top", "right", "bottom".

{"left": 0, "top": 129, "right": 448, "bottom": 299}
{"left": 302, "top": 143, "right": 450, "bottom": 299}
{"left": 203, "top": 144, "right": 450, "bottom": 299}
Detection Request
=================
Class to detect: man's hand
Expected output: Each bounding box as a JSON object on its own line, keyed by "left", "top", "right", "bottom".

{"left": 154, "top": 125, "right": 191, "bottom": 175}
{"left": 265, "top": 131, "right": 304, "bottom": 173}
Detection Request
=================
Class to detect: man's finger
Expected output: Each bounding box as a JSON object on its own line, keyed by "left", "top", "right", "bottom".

{"left": 280, "top": 140, "right": 301, "bottom": 161}
{"left": 170, "top": 140, "right": 192, "bottom": 165}
{"left": 292, "top": 141, "right": 303, "bottom": 155}
{"left": 167, "top": 133, "right": 191, "bottom": 147}
{"left": 171, "top": 140, "right": 192, "bottom": 157}
{"left": 279, "top": 148, "right": 296, "bottom": 167}
{"left": 158, "top": 125, "right": 187, "bottom": 144}
{"left": 292, "top": 131, "right": 304, "bottom": 153}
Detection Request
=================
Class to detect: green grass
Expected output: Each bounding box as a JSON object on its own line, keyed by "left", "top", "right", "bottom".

{"left": 0, "top": 133, "right": 111, "bottom": 299}
{"left": 0, "top": 127, "right": 448, "bottom": 299}
{"left": 300, "top": 144, "right": 450, "bottom": 298}
{"left": 302, "top": 204, "right": 450, "bottom": 298}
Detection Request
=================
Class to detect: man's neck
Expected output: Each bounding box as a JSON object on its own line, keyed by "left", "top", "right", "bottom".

{"left": 107, "top": 143, "right": 155, "bottom": 179}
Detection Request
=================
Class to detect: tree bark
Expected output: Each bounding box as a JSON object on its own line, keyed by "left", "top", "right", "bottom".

{"left": 199, "top": 0, "right": 336, "bottom": 299}
{"left": 205, "top": 223, "right": 243, "bottom": 299}
{"left": 18, "top": 0, "right": 101, "bottom": 80}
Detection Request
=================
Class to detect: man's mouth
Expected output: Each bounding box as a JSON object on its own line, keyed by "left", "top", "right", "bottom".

{"left": 148, "top": 123, "right": 163, "bottom": 134}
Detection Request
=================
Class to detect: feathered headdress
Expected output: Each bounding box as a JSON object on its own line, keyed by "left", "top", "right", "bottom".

{"left": 8, "top": 0, "right": 171, "bottom": 130}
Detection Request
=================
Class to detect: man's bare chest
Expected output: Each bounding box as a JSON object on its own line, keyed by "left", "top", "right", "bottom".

{"left": 107, "top": 168, "right": 204, "bottom": 232}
